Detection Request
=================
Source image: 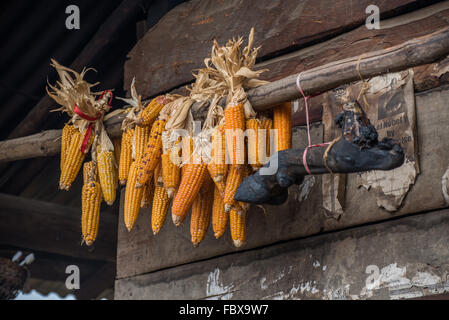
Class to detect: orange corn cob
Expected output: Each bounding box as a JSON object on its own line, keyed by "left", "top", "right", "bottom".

{"left": 97, "top": 149, "right": 118, "bottom": 205}
{"left": 59, "top": 128, "right": 93, "bottom": 191}
{"left": 224, "top": 104, "right": 246, "bottom": 165}
{"left": 171, "top": 163, "right": 208, "bottom": 226}
{"left": 151, "top": 185, "right": 171, "bottom": 235}
{"left": 119, "top": 128, "right": 134, "bottom": 185}
{"left": 273, "top": 102, "right": 292, "bottom": 152}
{"left": 212, "top": 186, "right": 228, "bottom": 239}
{"left": 190, "top": 175, "right": 214, "bottom": 246}
{"left": 81, "top": 162, "right": 102, "bottom": 246}
{"left": 136, "top": 96, "right": 168, "bottom": 127}
{"left": 136, "top": 119, "right": 166, "bottom": 188}
{"left": 162, "top": 151, "right": 180, "bottom": 198}
{"left": 60, "top": 123, "right": 77, "bottom": 172}
{"left": 124, "top": 162, "right": 147, "bottom": 231}
{"left": 223, "top": 165, "right": 248, "bottom": 212}
{"left": 208, "top": 125, "right": 227, "bottom": 180}
{"left": 229, "top": 203, "right": 249, "bottom": 248}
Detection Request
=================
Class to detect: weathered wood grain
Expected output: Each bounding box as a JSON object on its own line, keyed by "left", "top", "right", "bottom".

{"left": 124, "top": 0, "right": 427, "bottom": 98}
{"left": 0, "top": 193, "right": 117, "bottom": 262}
{"left": 115, "top": 207, "right": 449, "bottom": 300}
{"left": 116, "top": 85, "right": 449, "bottom": 279}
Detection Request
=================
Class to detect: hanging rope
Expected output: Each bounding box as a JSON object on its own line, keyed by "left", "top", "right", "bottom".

{"left": 296, "top": 73, "right": 333, "bottom": 175}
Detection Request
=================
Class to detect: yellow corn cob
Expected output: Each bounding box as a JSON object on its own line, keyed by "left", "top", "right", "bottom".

{"left": 224, "top": 104, "right": 246, "bottom": 165}
{"left": 134, "top": 125, "right": 150, "bottom": 160}
{"left": 161, "top": 151, "right": 180, "bottom": 198}
{"left": 140, "top": 178, "right": 155, "bottom": 208}
{"left": 151, "top": 185, "right": 171, "bottom": 235}
{"left": 171, "top": 163, "right": 208, "bottom": 226}
{"left": 229, "top": 203, "right": 249, "bottom": 248}
{"left": 212, "top": 185, "right": 228, "bottom": 239}
{"left": 60, "top": 123, "right": 77, "bottom": 172}
{"left": 124, "top": 162, "right": 147, "bottom": 231}
{"left": 119, "top": 128, "right": 134, "bottom": 186}
{"left": 223, "top": 165, "right": 247, "bottom": 212}
{"left": 82, "top": 161, "right": 95, "bottom": 185}
{"left": 112, "top": 137, "right": 122, "bottom": 169}
{"left": 136, "top": 119, "right": 166, "bottom": 188}
{"left": 97, "top": 149, "right": 117, "bottom": 205}
{"left": 81, "top": 162, "right": 102, "bottom": 246}
{"left": 190, "top": 175, "right": 214, "bottom": 247}
{"left": 273, "top": 102, "right": 292, "bottom": 152}
{"left": 136, "top": 96, "right": 168, "bottom": 127}
{"left": 59, "top": 129, "right": 93, "bottom": 191}
{"left": 208, "top": 125, "right": 228, "bottom": 184}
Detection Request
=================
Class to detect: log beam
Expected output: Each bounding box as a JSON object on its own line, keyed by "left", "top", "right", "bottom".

{"left": 0, "top": 27, "right": 449, "bottom": 163}
{"left": 0, "top": 193, "right": 117, "bottom": 262}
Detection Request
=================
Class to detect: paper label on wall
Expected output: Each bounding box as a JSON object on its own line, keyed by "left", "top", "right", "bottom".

{"left": 355, "top": 70, "right": 419, "bottom": 212}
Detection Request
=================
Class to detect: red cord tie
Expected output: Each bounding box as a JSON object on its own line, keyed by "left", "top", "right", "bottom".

{"left": 73, "top": 90, "right": 113, "bottom": 154}
{"left": 296, "top": 74, "right": 331, "bottom": 175}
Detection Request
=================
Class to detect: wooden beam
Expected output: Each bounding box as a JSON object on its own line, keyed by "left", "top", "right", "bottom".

{"left": 248, "top": 26, "right": 449, "bottom": 110}
{"left": 124, "top": 0, "right": 427, "bottom": 98}
{"left": 115, "top": 207, "right": 449, "bottom": 300}
{"left": 0, "top": 193, "right": 117, "bottom": 262}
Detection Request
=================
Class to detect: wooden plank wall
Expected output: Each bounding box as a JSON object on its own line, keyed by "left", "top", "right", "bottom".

{"left": 116, "top": 0, "right": 449, "bottom": 299}
{"left": 116, "top": 207, "right": 449, "bottom": 300}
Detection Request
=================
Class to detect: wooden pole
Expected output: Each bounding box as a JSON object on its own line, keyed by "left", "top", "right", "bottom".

{"left": 0, "top": 26, "right": 449, "bottom": 163}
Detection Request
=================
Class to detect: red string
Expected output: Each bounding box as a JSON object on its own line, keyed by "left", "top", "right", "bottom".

{"left": 296, "top": 74, "right": 331, "bottom": 174}
{"left": 72, "top": 90, "right": 113, "bottom": 154}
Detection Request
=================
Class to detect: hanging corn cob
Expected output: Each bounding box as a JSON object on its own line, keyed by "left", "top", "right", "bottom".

{"left": 96, "top": 146, "right": 117, "bottom": 205}
{"left": 212, "top": 185, "right": 228, "bottom": 239}
{"left": 172, "top": 161, "right": 208, "bottom": 227}
{"left": 223, "top": 165, "right": 247, "bottom": 213}
{"left": 81, "top": 161, "right": 102, "bottom": 246}
{"left": 190, "top": 174, "right": 214, "bottom": 247}
{"left": 135, "top": 119, "right": 166, "bottom": 187}
{"left": 229, "top": 203, "right": 249, "bottom": 248}
{"left": 246, "top": 115, "right": 272, "bottom": 171}
{"left": 273, "top": 102, "right": 292, "bottom": 152}
{"left": 119, "top": 128, "right": 134, "bottom": 186}
{"left": 124, "top": 161, "right": 147, "bottom": 231}
{"left": 224, "top": 103, "right": 246, "bottom": 166}
{"left": 136, "top": 96, "right": 170, "bottom": 127}
{"left": 60, "top": 123, "right": 77, "bottom": 172}
{"left": 161, "top": 150, "right": 180, "bottom": 198}
{"left": 208, "top": 125, "right": 228, "bottom": 196}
